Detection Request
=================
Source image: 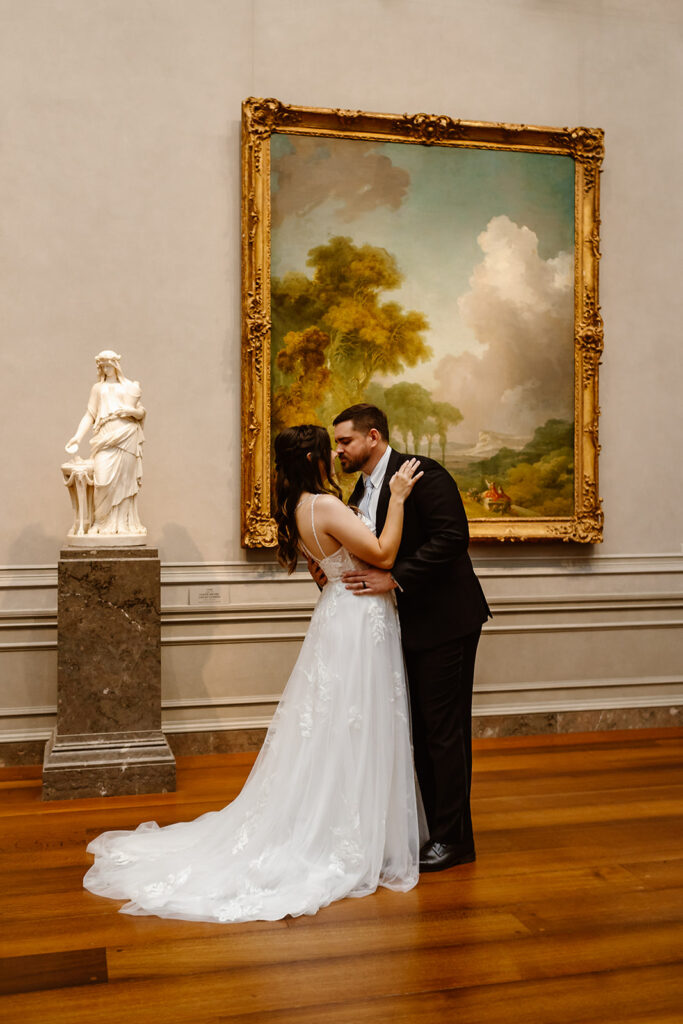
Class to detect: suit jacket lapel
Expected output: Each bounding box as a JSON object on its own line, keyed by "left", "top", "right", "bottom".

{"left": 375, "top": 449, "right": 403, "bottom": 534}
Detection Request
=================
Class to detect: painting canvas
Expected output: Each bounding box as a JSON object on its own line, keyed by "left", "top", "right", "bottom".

{"left": 241, "top": 100, "right": 603, "bottom": 546}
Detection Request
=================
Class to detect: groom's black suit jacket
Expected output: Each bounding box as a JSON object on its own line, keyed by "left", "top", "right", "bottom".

{"left": 350, "top": 449, "right": 490, "bottom": 652}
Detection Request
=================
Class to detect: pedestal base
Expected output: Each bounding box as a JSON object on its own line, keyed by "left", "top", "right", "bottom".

{"left": 66, "top": 533, "right": 147, "bottom": 547}
{"left": 42, "top": 546, "right": 176, "bottom": 800}
{"left": 42, "top": 729, "right": 176, "bottom": 800}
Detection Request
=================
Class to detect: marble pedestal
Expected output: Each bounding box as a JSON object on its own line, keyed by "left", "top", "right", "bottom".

{"left": 43, "top": 547, "right": 176, "bottom": 800}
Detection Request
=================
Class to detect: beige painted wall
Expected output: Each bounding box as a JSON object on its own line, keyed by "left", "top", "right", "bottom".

{"left": 1, "top": 0, "right": 681, "bottom": 746}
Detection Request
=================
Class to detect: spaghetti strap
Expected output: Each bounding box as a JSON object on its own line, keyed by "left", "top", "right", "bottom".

{"left": 299, "top": 538, "right": 316, "bottom": 561}
{"left": 296, "top": 495, "right": 326, "bottom": 562}
{"left": 309, "top": 495, "right": 327, "bottom": 561}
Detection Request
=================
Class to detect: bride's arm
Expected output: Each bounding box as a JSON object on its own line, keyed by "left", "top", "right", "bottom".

{"left": 315, "top": 460, "right": 422, "bottom": 569}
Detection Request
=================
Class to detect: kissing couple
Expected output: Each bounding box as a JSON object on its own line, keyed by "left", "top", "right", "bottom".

{"left": 84, "top": 404, "right": 490, "bottom": 923}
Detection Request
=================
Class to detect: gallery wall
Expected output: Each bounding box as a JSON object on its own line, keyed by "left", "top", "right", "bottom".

{"left": 1, "top": 0, "right": 681, "bottom": 756}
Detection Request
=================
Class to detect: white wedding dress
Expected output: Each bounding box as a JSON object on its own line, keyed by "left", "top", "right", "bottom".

{"left": 83, "top": 496, "right": 421, "bottom": 922}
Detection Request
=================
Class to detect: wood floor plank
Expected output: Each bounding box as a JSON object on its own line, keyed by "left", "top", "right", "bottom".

{"left": 2, "top": 923, "right": 683, "bottom": 1023}
{"left": 2, "top": 887, "right": 141, "bottom": 922}
{"left": 514, "top": 885, "right": 683, "bottom": 933}
{"left": 0, "top": 947, "right": 107, "bottom": 996}
{"left": 473, "top": 796, "right": 683, "bottom": 831}
{"left": 474, "top": 783, "right": 683, "bottom": 812}
{"left": 620, "top": 858, "right": 683, "bottom": 889}
{"left": 1, "top": 730, "right": 682, "bottom": 1022}
{"left": 0, "top": 908, "right": 285, "bottom": 958}
{"left": 0, "top": 788, "right": 240, "bottom": 821}
{"left": 0, "top": 779, "right": 44, "bottom": 796}
{"left": 0, "top": 767, "right": 42, "bottom": 784}
{"left": 107, "top": 910, "right": 531, "bottom": 980}
{"left": 193, "top": 962, "right": 683, "bottom": 1024}
{"left": 434, "top": 842, "right": 680, "bottom": 877}
{"left": 0, "top": 864, "right": 92, "bottom": 897}
{"left": 471, "top": 816, "right": 683, "bottom": 858}
{"left": 470, "top": 745, "right": 683, "bottom": 775}
{"left": 104, "top": 918, "right": 683, "bottom": 991}
{"left": 0, "top": 860, "right": 641, "bottom": 931}
{"left": 2, "top": 860, "right": 570, "bottom": 954}
{"left": 473, "top": 765, "right": 683, "bottom": 798}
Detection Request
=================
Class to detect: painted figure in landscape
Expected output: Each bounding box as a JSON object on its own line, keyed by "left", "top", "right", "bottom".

{"left": 269, "top": 134, "right": 576, "bottom": 518}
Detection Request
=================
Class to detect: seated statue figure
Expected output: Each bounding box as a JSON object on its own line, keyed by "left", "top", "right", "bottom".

{"left": 65, "top": 351, "right": 146, "bottom": 537}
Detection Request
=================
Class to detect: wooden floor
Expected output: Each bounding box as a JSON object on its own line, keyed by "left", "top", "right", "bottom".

{"left": 1, "top": 729, "right": 683, "bottom": 1023}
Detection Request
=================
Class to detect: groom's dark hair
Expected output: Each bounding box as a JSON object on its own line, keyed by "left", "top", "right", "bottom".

{"left": 333, "top": 403, "right": 389, "bottom": 441}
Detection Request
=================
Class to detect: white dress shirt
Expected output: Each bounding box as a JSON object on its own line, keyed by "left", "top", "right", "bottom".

{"left": 359, "top": 445, "right": 393, "bottom": 531}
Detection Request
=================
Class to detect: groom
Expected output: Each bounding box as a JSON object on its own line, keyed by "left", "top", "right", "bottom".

{"left": 325, "top": 403, "right": 491, "bottom": 871}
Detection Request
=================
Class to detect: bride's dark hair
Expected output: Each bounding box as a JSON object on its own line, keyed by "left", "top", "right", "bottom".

{"left": 274, "top": 425, "right": 342, "bottom": 573}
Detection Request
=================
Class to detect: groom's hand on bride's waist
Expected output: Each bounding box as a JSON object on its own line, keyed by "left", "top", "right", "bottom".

{"left": 342, "top": 569, "right": 398, "bottom": 596}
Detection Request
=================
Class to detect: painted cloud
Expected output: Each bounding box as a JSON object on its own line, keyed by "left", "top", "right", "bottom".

{"left": 434, "top": 215, "right": 574, "bottom": 440}
{"left": 271, "top": 137, "right": 410, "bottom": 228}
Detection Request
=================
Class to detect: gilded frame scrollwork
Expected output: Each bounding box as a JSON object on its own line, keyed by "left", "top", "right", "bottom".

{"left": 241, "top": 98, "right": 604, "bottom": 546}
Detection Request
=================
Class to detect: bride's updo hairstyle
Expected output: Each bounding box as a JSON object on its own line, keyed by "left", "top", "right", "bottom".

{"left": 274, "top": 425, "right": 341, "bottom": 573}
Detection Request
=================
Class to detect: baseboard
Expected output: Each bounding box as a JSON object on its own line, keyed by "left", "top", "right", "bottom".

{"left": 2, "top": 705, "right": 680, "bottom": 767}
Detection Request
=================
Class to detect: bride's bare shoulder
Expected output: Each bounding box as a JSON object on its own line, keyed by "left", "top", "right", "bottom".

{"left": 314, "top": 493, "right": 349, "bottom": 520}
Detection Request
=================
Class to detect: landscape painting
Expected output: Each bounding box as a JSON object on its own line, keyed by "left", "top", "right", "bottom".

{"left": 241, "top": 100, "right": 604, "bottom": 545}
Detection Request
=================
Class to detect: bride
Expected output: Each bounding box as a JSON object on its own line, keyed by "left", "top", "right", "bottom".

{"left": 83, "top": 424, "right": 423, "bottom": 923}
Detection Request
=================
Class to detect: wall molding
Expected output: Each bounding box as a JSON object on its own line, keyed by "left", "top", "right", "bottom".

{"left": 2, "top": 551, "right": 683, "bottom": 593}
{"left": 475, "top": 695, "right": 682, "bottom": 715}
{"left": 3, "top": 591, "right": 683, "bottom": 628}
{"left": 2, "top": 588, "right": 682, "bottom": 635}
{"left": 4, "top": 688, "right": 681, "bottom": 745}
{"left": 472, "top": 553, "right": 683, "bottom": 578}
{"left": 2, "top": 615, "right": 681, "bottom": 654}
{"left": 3, "top": 675, "right": 680, "bottom": 740}
{"left": 475, "top": 674, "right": 683, "bottom": 695}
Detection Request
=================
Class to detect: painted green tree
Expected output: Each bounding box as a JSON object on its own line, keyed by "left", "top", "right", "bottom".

{"left": 271, "top": 236, "right": 432, "bottom": 431}
{"left": 366, "top": 382, "right": 463, "bottom": 458}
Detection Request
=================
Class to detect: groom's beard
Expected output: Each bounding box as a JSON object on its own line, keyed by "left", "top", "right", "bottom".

{"left": 337, "top": 454, "right": 366, "bottom": 474}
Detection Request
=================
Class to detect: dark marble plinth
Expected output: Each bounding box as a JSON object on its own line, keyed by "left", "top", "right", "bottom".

{"left": 42, "top": 547, "right": 175, "bottom": 799}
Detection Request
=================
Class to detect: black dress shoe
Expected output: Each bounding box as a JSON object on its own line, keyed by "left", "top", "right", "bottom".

{"left": 419, "top": 840, "right": 476, "bottom": 872}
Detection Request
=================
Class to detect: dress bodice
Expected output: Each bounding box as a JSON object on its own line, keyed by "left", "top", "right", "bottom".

{"left": 298, "top": 494, "right": 374, "bottom": 583}
{"left": 314, "top": 544, "right": 366, "bottom": 583}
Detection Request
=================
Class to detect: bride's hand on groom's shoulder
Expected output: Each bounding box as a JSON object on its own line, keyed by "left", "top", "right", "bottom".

{"left": 390, "top": 459, "right": 423, "bottom": 502}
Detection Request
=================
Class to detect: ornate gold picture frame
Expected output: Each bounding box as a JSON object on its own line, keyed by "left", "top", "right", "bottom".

{"left": 241, "top": 98, "right": 603, "bottom": 546}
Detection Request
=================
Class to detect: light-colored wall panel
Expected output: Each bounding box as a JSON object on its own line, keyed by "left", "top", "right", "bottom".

{"left": 1, "top": 1, "right": 682, "bottom": 748}
{"left": 0, "top": 0, "right": 252, "bottom": 567}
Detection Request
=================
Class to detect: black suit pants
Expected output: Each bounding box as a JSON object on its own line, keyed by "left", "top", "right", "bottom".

{"left": 405, "top": 628, "right": 481, "bottom": 848}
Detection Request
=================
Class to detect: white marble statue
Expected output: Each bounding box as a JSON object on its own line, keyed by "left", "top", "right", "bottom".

{"left": 64, "top": 351, "right": 146, "bottom": 544}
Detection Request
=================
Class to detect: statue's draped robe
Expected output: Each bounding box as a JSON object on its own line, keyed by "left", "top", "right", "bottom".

{"left": 88, "top": 381, "right": 144, "bottom": 529}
